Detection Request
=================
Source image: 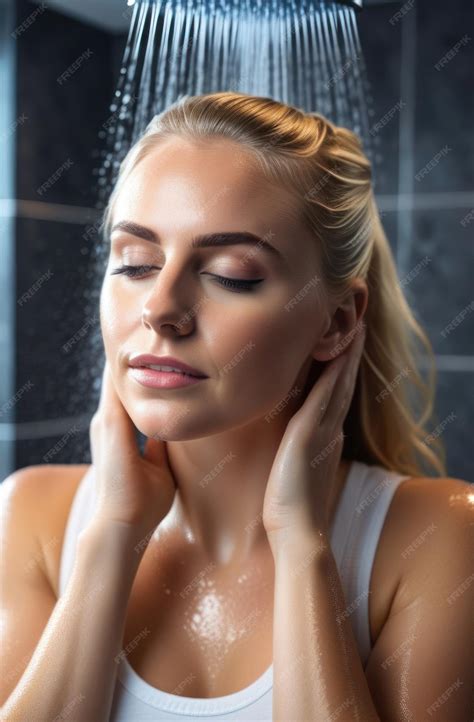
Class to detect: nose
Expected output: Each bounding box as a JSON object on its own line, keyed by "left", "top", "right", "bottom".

{"left": 141, "top": 264, "right": 195, "bottom": 336}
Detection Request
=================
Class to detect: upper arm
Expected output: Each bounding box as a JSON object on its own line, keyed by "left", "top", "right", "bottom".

{"left": 364, "top": 477, "right": 473, "bottom": 722}
{"left": 0, "top": 466, "right": 59, "bottom": 707}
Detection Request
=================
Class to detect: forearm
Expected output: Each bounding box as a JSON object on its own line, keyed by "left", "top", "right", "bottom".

{"left": 270, "top": 528, "right": 380, "bottom": 722}
{"left": 2, "top": 520, "right": 147, "bottom": 722}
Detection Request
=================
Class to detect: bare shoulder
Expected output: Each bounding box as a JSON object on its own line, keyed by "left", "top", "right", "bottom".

{"left": 365, "top": 475, "right": 472, "bottom": 719}
{"left": 369, "top": 473, "right": 472, "bottom": 644}
{"left": 1, "top": 463, "right": 90, "bottom": 519}
{"left": 0, "top": 463, "right": 91, "bottom": 597}
{"left": 381, "top": 474, "right": 472, "bottom": 609}
{"left": 388, "top": 473, "right": 471, "bottom": 541}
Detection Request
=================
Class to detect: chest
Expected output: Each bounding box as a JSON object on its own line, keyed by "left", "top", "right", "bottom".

{"left": 118, "top": 524, "right": 399, "bottom": 698}
{"left": 121, "top": 540, "right": 275, "bottom": 697}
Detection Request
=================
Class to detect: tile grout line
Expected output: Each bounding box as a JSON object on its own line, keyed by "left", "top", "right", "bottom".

{"left": 378, "top": 192, "right": 474, "bottom": 212}
{"left": 0, "top": 412, "right": 94, "bottom": 441}
{"left": 396, "top": 3, "right": 417, "bottom": 276}
{"left": 0, "top": 199, "right": 102, "bottom": 224}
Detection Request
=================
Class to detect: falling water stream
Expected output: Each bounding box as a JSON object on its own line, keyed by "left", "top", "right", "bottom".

{"left": 94, "top": 0, "right": 377, "bottom": 210}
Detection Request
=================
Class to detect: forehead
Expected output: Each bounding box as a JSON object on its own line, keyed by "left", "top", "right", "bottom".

{"left": 114, "top": 135, "right": 305, "bottom": 242}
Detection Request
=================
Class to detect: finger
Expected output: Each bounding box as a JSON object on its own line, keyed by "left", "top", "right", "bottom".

{"left": 99, "top": 361, "right": 127, "bottom": 415}
{"left": 98, "top": 360, "right": 119, "bottom": 410}
{"left": 324, "top": 321, "right": 366, "bottom": 426}
{"left": 143, "top": 436, "right": 168, "bottom": 467}
{"left": 288, "top": 352, "right": 346, "bottom": 442}
{"left": 98, "top": 360, "right": 138, "bottom": 450}
{"left": 286, "top": 322, "right": 366, "bottom": 440}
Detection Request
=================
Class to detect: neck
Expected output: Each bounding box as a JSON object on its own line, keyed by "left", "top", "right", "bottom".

{"left": 159, "top": 420, "right": 352, "bottom": 567}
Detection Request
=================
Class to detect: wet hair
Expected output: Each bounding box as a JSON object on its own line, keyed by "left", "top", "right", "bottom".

{"left": 99, "top": 91, "right": 446, "bottom": 478}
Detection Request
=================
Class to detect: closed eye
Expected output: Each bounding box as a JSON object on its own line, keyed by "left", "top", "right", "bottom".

{"left": 110, "top": 264, "right": 264, "bottom": 293}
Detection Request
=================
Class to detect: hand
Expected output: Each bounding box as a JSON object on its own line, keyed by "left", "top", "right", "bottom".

{"left": 89, "top": 360, "right": 177, "bottom": 538}
{"left": 262, "top": 321, "right": 367, "bottom": 543}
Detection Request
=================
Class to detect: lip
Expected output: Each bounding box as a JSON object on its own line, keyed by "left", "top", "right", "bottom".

{"left": 128, "top": 354, "right": 208, "bottom": 378}
{"left": 128, "top": 367, "right": 206, "bottom": 389}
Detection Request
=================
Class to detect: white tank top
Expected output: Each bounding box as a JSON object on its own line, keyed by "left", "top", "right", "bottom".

{"left": 58, "top": 459, "right": 410, "bottom": 721}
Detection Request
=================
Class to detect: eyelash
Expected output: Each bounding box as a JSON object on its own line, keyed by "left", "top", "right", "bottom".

{"left": 110, "top": 264, "right": 263, "bottom": 293}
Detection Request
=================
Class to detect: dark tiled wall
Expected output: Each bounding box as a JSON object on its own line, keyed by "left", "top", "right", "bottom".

{"left": 7, "top": 0, "right": 119, "bottom": 471}
{"left": 413, "top": 0, "right": 473, "bottom": 194}
{"left": 358, "top": 0, "right": 474, "bottom": 482}
{"left": 15, "top": 217, "right": 100, "bottom": 423}
{"left": 15, "top": 3, "right": 116, "bottom": 207}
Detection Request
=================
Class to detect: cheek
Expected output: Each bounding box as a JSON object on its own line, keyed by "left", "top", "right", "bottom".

{"left": 215, "top": 305, "right": 309, "bottom": 397}
{"left": 228, "top": 300, "right": 313, "bottom": 357}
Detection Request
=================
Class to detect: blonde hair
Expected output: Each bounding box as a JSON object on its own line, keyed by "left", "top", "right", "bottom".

{"left": 101, "top": 91, "right": 446, "bottom": 478}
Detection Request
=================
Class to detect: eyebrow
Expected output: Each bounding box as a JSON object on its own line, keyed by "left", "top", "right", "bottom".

{"left": 110, "top": 220, "right": 284, "bottom": 262}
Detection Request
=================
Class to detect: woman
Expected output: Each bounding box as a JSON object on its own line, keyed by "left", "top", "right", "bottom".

{"left": 1, "top": 92, "right": 472, "bottom": 721}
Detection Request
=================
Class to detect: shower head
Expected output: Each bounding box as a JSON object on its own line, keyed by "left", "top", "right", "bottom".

{"left": 125, "top": 0, "right": 363, "bottom": 8}
{"left": 335, "top": 0, "right": 363, "bottom": 7}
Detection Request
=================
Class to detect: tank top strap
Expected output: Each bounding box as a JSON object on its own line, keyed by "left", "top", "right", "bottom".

{"left": 331, "top": 460, "right": 411, "bottom": 665}
{"left": 58, "top": 465, "right": 97, "bottom": 597}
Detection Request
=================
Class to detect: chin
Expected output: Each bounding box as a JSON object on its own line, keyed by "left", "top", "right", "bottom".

{"left": 131, "top": 413, "right": 187, "bottom": 442}
{"left": 130, "top": 407, "right": 212, "bottom": 443}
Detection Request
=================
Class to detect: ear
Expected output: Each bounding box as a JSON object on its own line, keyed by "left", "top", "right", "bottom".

{"left": 312, "top": 279, "right": 368, "bottom": 362}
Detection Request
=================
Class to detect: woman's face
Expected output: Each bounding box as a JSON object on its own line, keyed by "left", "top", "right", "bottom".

{"left": 100, "top": 135, "right": 329, "bottom": 440}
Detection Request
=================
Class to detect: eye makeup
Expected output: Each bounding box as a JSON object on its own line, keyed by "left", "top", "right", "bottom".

{"left": 110, "top": 264, "right": 264, "bottom": 293}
